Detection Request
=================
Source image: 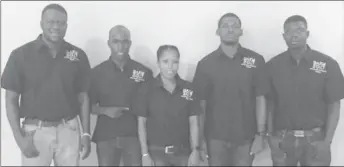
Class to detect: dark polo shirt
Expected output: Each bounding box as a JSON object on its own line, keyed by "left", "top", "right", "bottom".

{"left": 266, "top": 46, "right": 344, "bottom": 130}
{"left": 132, "top": 75, "right": 201, "bottom": 147}
{"left": 1, "top": 35, "right": 91, "bottom": 121}
{"left": 89, "top": 57, "right": 153, "bottom": 142}
{"left": 193, "top": 45, "right": 269, "bottom": 144}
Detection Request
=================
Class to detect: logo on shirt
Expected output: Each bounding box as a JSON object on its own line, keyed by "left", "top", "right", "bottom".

{"left": 181, "top": 89, "right": 194, "bottom": 101}
{"left": 241, "top": 57, "right": 256, "bottom": 68}
{"left": 310, "top": 61, "right": 327, "bottom": 74}
{"left": 130, "top": 70, "right": 145, "bottom": 82}
{"left": 64, "top": 50, "right": 79, "bottom": 61}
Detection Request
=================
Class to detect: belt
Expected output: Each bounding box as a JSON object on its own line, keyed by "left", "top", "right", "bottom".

{"left": 23, "top": 117, "right": 74, "bottom": 127}
{"left": 280, "top": 127, "right": 322, "bottom": 138}
{"left": 148, "top": 145, "right": 190, "bottom": 154}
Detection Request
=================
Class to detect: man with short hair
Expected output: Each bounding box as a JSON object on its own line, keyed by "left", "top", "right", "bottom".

{"left": 89, "top": 25, "right": 153, "bottom": 166}
{"left": 266, "top": 15, "right": 344, "bottom": 166}
{"left": 1, "top": 3, "right": 91, "bottom": 166}
{"left": 193, "top": 13, "right": 269, "bottom": 166}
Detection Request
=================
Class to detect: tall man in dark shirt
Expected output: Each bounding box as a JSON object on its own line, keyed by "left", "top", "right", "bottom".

{"left": 1, "top": 4, "right": 91, "bottom": 166}
{"left": 193, "top": 13, "right": 269, "bottom": 166}
{"left": 89, "top": 25, "right": 153, "bottom": 166}
{"left": 266, "top": 15, "right": 344, "bottom": 166}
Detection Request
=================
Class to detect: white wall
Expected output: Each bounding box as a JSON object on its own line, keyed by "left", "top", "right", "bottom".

{"left": 1, "top": 1, "right": 343, "bottom": 166}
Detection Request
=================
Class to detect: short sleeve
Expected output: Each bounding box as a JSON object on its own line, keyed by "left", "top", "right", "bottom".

{"left": 75, "top": 50, "right": 91, "bottom": 93}
{"left": 131, "top": 82, "right": 150, "bottom": 117}
{"left": 324, "top": 60, "right": 344, "bottom": 103}
{"left": 253, "top": 56, "right": 270, "bottom": 96}
{"left": 88, "top": 69, "right": 99, "bottom": 105}
{"left": 1, "top": 50, "right": 23, "bottom": 93}
{"left": 192, "top": 61, "right": 210, "bottom": 100}
{"left": 188, "top": 89, "right": 202, "bottom": 116}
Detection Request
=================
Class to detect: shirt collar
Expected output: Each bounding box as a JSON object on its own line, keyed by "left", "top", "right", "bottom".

{"left": 33, "top": 34, "right": 69, "bottom": 51}
{"left": 107, "top": 55, "right": 132, "bottom": 71}
{"left": 287, "top": 45, "right": 313, "bottom": 63}
{"left": 217, "top": 44, "right": 245, "bottom": 59}
{"left": 153, "top": 74, "right": 185, "bottom": 90}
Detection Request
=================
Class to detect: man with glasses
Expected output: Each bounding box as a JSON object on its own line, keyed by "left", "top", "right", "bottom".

{"left": 89, "top": 25, "right": 153, "bottom": 166}
{"left": 1, "top": 4, "right": 91, "bottom": 166}
{"left": 266, "top": 15, "right": 344, "bottom": 166}
{"left": 193, "top": 13, "right": 269, "bottom": 166}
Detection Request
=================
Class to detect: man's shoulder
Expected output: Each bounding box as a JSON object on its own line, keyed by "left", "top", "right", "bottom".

{"left": 130, "top": 59, "right": 153, "bottom": 74}
{"left": 197, "top": 49, "right": 220, "bottom": 69}
{"left": 266, "top": 51, "right": 288, "bottom": 66}
{"left": 240, "top": 46, "right": 265, "bottom": 60}
{"left": 308, "top": 49, "right": 337, "bottom": 64}
{"left": 91, "top": 60, "right": 108, "bottom": 72}
{"left": 10, "top": 40, "right": 39, "bottom": 60}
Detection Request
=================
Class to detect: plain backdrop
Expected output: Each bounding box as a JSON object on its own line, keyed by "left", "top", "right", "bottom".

{"left": 1, "top": 1, "right": 343, "bottom": 166}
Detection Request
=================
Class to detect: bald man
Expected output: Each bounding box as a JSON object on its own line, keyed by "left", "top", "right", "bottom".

{"left": 89, "top": 25, "right": 153, "bottom": 166}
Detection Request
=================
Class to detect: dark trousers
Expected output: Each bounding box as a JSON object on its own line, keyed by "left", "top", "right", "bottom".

{"left": 207, "top": 138, "right": 254, "bottom": 166}
{"left": 149, "top": 146, "right": 189, "bottom": 166}
{"left": 269, "top": 128, "right": 331, "bottom": 166}
{"left": 96, "top": 136, "right": 141, "bottom": 166}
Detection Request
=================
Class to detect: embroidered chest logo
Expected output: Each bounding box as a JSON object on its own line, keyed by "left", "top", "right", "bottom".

{"left": 241, "top": 57, "right": 256, "bottom": 68}
{"left": 129, "top": 70, "right": 145, "bottom": 82}
{"left": 310, "top": 61, "right": 327, "bottom": 74}
{"left": 181, "top": 89, "right": 194, "bottom": 101}
{"left": 64, "top": 50, "right": 79, "bottom": 61}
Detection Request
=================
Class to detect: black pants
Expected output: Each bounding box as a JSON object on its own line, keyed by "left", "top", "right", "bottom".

{"left": 269, "top": 129, "right": 331, "bottom": 166}
{"left": 207, "top": 138, "right": 254, "bottom": 166}
{"left": 96, "top": 136, "right": 141, "bottom": 166}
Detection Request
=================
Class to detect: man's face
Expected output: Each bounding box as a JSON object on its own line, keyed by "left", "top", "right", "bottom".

{"left": 217, "top": 16, "right": 243, "bottom": 45}
{"left": 283, "top": 21, "right": 309, "bottom": 49}
{"left": 108, "top": 29, "right": 132, "bottom": 58}
{"left": 40, "top": 9, "right": 67, "bottom": 43}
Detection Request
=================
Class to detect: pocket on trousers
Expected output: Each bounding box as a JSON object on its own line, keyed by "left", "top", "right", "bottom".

{"left": 22, "top": 124, "right": 39, "bottom": 137}
{"left": 268, "top": 134, "right": 286, "bottom": 161}
{"left": 64, "top": 117, "right": 80, "bottom": 132}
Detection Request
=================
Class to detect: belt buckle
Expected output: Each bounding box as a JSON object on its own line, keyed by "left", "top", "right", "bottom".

{"left": 294, "top": 130, "right": 305, "bottom": 137}
{"left": 165, "top": 145, "right": 174, "bottom": 154}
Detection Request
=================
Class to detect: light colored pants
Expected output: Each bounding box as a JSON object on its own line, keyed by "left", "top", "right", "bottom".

{"left": 21, "top": 117, "right": 81, "bottom": 166}
{"left": 207, "top": 139, "right": 254, "bottom": 166}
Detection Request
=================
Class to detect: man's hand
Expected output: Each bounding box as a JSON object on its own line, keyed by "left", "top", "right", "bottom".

{"left": 188, "top": 150, "right": 201, "bottom": 166}
{"left": 142, "top": 154, "right": 154, "bottom": 166}
{"left": 104, "top": 107, "right": 129, "bottom": 119}
{"left": 199, "top": 141, "right": 208, "bottom": 162}
{"left": 250, "top": 134, "right": 266, "bottom": 155}
{"left": 18, "top": 130, "right": 40, "bottom": 158}
{"left": 310, "top": 140, "right": 331, "bottom": 152}
{"left": 80, "top": 135, "right": 91, "bottom": 160}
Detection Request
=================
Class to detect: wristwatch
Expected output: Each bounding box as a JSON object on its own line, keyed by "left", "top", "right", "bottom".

{"left": 257, "top": 131, "right": 269, "bottom": 136}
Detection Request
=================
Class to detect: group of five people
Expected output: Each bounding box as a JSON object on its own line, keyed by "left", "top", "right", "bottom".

{"left": 2, "top": 3, "right": 344, "bottom": 166}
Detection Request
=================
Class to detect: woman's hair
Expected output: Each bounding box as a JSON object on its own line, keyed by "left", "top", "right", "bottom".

{"left": 157, "top": 45, "right": 180, "bottom": 60}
